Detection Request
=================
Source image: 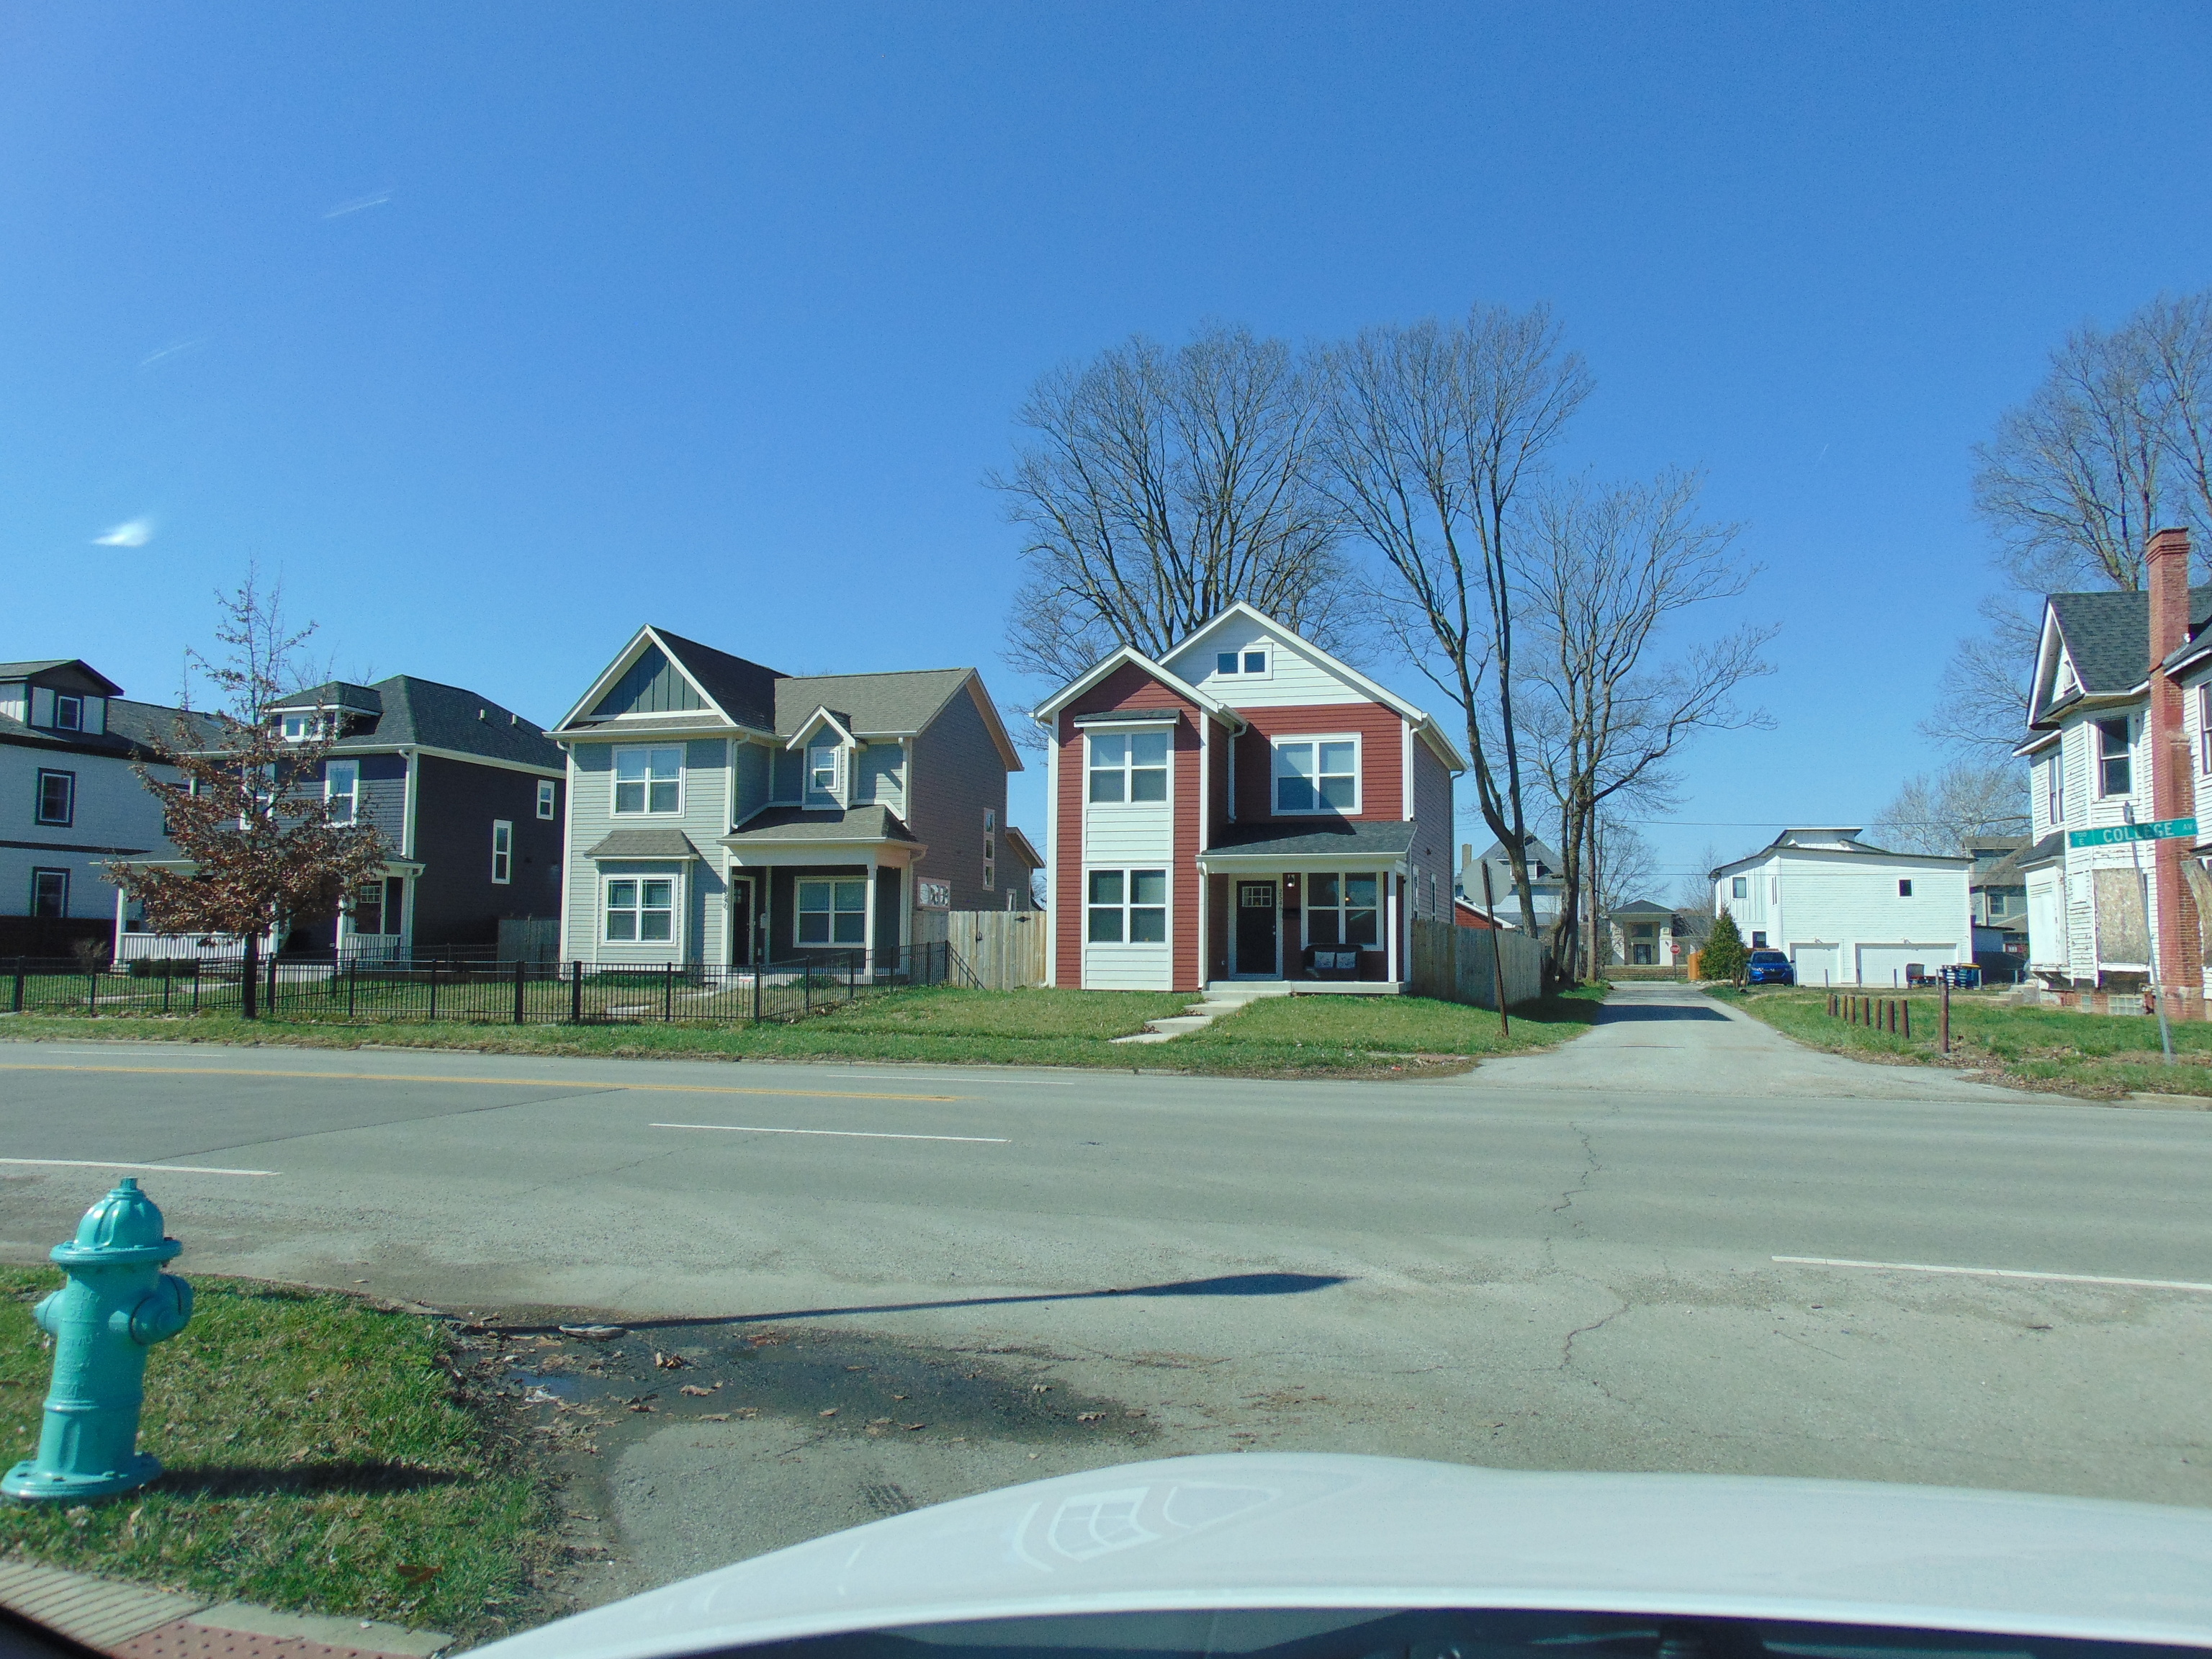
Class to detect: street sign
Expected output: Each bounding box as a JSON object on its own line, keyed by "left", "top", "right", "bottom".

{"left": 2067, "top": 817, "right": 2198, "bottom": 848}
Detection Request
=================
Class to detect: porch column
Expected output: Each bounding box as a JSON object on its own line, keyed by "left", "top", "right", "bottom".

{"left": 863, "top": 855, "right": 878, "bottom": 984}
{"left": 1385, "top": 872, "right": 1401, "bottom": 985}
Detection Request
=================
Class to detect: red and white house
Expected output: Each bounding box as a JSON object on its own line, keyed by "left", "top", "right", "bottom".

{"left": 1035, "top": 604, "right": 1466, "bottom": 992}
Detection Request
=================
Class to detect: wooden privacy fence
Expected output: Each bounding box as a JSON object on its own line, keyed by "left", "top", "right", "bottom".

{"left": 1408, "top": 918, "right": 1545, "bottom": 1010}
{"left": 945, "top": 909, "right": 1048, "bottom": 990}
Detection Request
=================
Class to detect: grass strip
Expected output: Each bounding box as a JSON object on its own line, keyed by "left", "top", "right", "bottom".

{"left": 0, "top": 984, "right": 1603, "bottom": 1076}
{"left": 0, "top": 1270, "right": 554, "bottom": 1640}
{"left": 1711, "top": 984, "right": 2212, "bottom": 1100}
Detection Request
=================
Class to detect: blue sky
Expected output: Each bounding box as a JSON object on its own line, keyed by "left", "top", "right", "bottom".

{"left": 6, "top": 3, "right": 2208, "bottom": 894}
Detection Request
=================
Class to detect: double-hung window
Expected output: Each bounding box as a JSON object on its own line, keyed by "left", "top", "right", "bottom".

{"left": 53, "top": 694, "right": 82, "bottom": 732}
{"left": 491, "top": 820, "right": 513, "bottom": 884}
{"left": 605, "top": 876, "right": 674, "bottom": 942}
{"left": 324, "top": 760, "right": 358, "bottom": 824}
{"left": 30, "top": 868, "right": 68, "bottom": 918}
{"left": 614, "top": 747, "right": 682, "bottom": 814}
{"left": 2097, "top": 718, "right": 2132, "bottom": 797}
{"left": 537, "top": 779, "right": 557, "bottom": 820}
{"left": 351, "top": 880, "right": 387, "bottom": 937}
{"left": 2048, "top": 747, "right": 2066, "bottom": 822}
{"left": 798, "top": 878, "right": 867, "bottom": 945}
{"left": 1274, "top": 739, "right": 1357, "bottom": 814}
{"left": 1087, "top": 869, "right": 1166, "bottom": 943}
{"left": 1087, "top": 731, "right": 1168, "bottom": 802}
{"left": 808, "top": 744, "right": 841, "bottom": 798}
{"left": 1305, "top": 872, "right": 1378, "bottom": 947}
{"left": 34, "top": 769, "right": 74, "bottom": 827}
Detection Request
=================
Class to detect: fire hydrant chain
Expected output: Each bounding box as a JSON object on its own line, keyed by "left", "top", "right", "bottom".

{"left": 3, "top": 1178, "right": 192, "bottom": 1502}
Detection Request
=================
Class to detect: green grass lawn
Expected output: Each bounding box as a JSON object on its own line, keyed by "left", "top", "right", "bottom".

{"left": 0, "top": 984, "right": 1604, "bottom": 1076}
{"left": 0, "top": 1271, "right": 553, "bottom": 1640}
{"left": 1711, "top": 984, "right": 2212, "bottom": 1099}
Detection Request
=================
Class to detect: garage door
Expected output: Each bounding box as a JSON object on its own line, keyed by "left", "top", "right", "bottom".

{"left": 1856, "top": 944, "right": 1955, "bottom": 986}
{"left": 1791, "top": 943, "right": 1839, "bottom": 985}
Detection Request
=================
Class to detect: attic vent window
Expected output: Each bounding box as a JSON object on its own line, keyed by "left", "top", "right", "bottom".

{"left": 1898, "top": 879, "right": 1913, "bottom": 898}
{"left": 53, "top": 695, "right": 82, "bottom": 732}
{"left": 1215, "top": 649, "right": 1269, "bottom": 677}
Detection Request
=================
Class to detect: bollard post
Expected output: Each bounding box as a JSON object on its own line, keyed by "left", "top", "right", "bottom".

{"left": 2, "top": 1180, "right": 192, "bottom": 1501}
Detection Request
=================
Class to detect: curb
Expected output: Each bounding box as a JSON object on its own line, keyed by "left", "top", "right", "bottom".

{"left": 0, "top": 1561, "right": 449, "bottom": 1659}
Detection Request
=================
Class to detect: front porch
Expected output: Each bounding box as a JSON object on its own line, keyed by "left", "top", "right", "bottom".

{"left": 723, "top": 804, "right": 927, "bottom": 984}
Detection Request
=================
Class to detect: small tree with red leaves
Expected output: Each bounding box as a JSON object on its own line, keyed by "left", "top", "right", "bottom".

{"left": 106, "top": 571, "right": 387, "bottom": 1017}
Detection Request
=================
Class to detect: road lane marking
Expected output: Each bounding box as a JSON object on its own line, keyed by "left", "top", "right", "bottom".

{"left": 0, "top": 1156, "right": 276, "bottom": 1177}
{"left": 652, "top": 1122, "right": 1008, "bottom": 1144}
{"left": 1773, "top": 1255, "right": 2212, "bottom": 1294}
{"left": 0, "top": 1063, "right": 958, "bottom": 1103}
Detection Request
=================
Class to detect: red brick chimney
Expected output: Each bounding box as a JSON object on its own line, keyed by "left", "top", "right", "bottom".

{"left": 2146, "top": 526, "right": 2200, "bottom": 1003}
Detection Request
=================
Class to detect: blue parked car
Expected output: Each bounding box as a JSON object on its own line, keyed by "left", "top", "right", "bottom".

{"left": 1745, "top": 948, "right": 1795, "bottom": 985}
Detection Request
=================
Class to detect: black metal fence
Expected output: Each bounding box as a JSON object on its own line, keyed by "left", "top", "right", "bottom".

{"left": 0, "top": 941, "right": 963, "bottom": 1026}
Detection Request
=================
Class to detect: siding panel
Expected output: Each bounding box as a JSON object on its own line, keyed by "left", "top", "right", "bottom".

{"left": 1231, "top": 702, "right": 1403, "bottom": 823}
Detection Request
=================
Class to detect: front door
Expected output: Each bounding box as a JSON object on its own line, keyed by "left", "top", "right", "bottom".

{"left": 730, "top": 878, "right": 755, "bottom": 968}
{"left": 1235, "top": 880, "right": 1278, "bottom": 976}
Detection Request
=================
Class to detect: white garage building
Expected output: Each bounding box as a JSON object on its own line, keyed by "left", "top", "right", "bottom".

{"left": 1712, "top": 828, "right": 1974, "bottom": 986}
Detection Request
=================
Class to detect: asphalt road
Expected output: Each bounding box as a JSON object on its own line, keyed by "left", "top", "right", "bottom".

{"left": 2, "top": 984, "right": 2208, "bottom": 1587}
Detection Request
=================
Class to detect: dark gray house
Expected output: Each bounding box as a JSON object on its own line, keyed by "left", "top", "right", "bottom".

{"left": 261, "top": 676, "right": 567, "bottom": 957}
{"left": 549, "top": 626, "right": 1022, "bottom": 973}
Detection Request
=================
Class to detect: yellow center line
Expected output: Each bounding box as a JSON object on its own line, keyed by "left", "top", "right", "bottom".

{"left": 0, "top": 1063, "right": 961, "bottom": 1103}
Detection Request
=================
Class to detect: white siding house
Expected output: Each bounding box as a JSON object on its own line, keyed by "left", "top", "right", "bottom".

{"left": 1712, "top": 829, "right": 1972, "bottom": 987}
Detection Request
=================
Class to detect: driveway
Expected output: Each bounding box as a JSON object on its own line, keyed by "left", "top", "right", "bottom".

{"left": 1470, "top": 979, "right": 2041, "bottom": 1101}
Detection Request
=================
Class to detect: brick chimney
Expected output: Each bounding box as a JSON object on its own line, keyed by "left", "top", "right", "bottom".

{"left": 2146, "top": 526, "right": 2200, "bottom": 1002}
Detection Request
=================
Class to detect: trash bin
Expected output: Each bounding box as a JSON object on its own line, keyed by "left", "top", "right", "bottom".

{"left": 1941, "top": 963, "right": 1982, "bottom": 989}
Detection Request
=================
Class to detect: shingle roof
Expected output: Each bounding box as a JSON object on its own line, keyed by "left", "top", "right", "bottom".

{"left": 2012, "top": 830, "right": 2067, "bottom": 871}
{"left": 1204, "top": 820, "right": 1416, "bottom": 858}
{"left": 0, "top": 698, "right": 224, "bottom": 761}
{"left": 1470, "top": 835, "right": 1564, "bottom": 868}
{"left": 286, "top": 676, "right": 565, "bottom": 770}
{"left": 0, "top": 659, "right": 126, "bottom": 695}
{"left": 770, "top": 670, "right": 973, "bottom": 739}
{"left": 652, "top": 631, "right": 784, "bottom": 730}
{"left": 584, "top": 827, "right": 703, "bottom": 860}
{"left": 1609, "top": 899, "right": 1676, "bottom": 918}
{"left": 2048, "top": 587, "right": 2212, "bottom": 696}
{"left": 725, "top": 805, "right": 920, "bottom": 845}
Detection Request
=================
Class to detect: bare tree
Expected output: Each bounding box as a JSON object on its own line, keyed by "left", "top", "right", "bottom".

{"left": 107, "top": 570, "right": 387, "bottom": 1017}
{"left": 1937, "top": 292, "right": 2212, "bottom": 756}
{"left": 1594, "top": 814, "right": 1659, "bottom": 912}
{"left": 1516, "top": 472, "right": 1775, "bottom": 981}
{"left": 1869, "top": 761, "right": 2031, "bottom": 856}
{"left": 994, "top": 325, "right": 1355, "bottom": 697}
{"left": 1672, "top": 840, "right": 1727, "bottom": 931}
{"left": 1318, "top": 302, "right": 1594, "bottom": 932}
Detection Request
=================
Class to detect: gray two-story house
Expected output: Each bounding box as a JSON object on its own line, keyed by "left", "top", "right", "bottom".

{"left": 550, "top": 627, "right": 1022, "bottom": 974}
{"left": 0, "top": 657, "right": 202, "bottom": 957}
{"left": 261, "top": 676, "right": 567, "bottom": 958}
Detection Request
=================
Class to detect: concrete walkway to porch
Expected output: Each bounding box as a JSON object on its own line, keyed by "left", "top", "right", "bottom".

{"left": 1110, "top": 977, "right": 1399, "bottom": 1043}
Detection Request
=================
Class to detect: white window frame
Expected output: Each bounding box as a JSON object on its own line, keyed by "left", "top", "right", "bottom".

{"left": 984, "top": 806, "right": 997, "bottom": 891}
{"left": 278, "top": 711, "right": 325, "bottom": 742}
{"left": 807, "top": 743, "right": 842, "bottom": 799}
{"left": 53, "top": 693, "right": 82, "bottom": 732}
{"left": 1086, "top": 867, "right": 1169, "bottom": 945}
{"left": 30, "top": 867, "right": 69, "bottom": 918}
{"left": 491, "top": 819, "right": 513, "bottom": 885}
{"left": 613, "top": 746, "right": 683, "bottom": 815}
{"left": 2096, "top": 716, "right": 2132, "bottom": 798}
{"left": 1303, "top": 871, "right": 1379, "bottom": 949}
{"left": 1213, "top": 646, "right": 1271, "bottom": 680}
{"left": 604, "top": 874, "right": 675, "bottom": 943}
{"left": 1086, "top": 729, "right": 1170, "bottom": 805}
{"left": 34, "top": 768, "right": 74, "bottom": 827}
{"left": 1272, "top": 735, "right": 1360, "bottom": 816}
{"left": 1730, "top": 876, "right": 1748, "bottom": 899}
{"left": 325, "top": 759, "right": 359, "bottom": 825}
{"left": 796, "top": 877, "right": 867, "bottom": 946}
{"left": 536, "top": 778, "right": 557, "bottom": 820}
{"left": 2048, "top": 747, "right": 2066, "bottom": 822}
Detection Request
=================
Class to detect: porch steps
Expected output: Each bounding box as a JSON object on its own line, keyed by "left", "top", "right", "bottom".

{"left": 1111, "top": 981, "right": 1293, "bottom": 1044}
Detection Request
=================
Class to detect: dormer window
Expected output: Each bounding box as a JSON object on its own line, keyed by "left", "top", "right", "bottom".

{"left": 808, "top": 743, "right": 841, "bottom": 796}
{"left": 279, "top": 712, "right": 322, "bottom": 742}
{"left": 53, "top": 695, "right": 82, "bottom": 732}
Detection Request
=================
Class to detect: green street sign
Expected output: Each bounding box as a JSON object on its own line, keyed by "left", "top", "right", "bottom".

{"left": 2067, "top": 817, "right": 2198, "bottom": 848}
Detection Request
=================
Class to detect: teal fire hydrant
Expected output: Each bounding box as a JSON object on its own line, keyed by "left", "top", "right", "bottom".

{"left": 2, "top": 1179, "right": 192, "bottom": 1502}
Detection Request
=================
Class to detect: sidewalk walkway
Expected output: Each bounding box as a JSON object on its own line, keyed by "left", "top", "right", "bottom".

{"left": 0, "top": 1560, "right": 449, "bottom": 1659}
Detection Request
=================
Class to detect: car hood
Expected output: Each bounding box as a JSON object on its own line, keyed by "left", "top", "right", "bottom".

{"left": 472, "top": 1455, "right": 2212, "bottom": 1659}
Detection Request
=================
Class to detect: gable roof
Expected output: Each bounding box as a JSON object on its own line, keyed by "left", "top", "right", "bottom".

{"left": 1031, "top": 644, "right": 1241, "bottom": 727}
{"left": 1469, "top": 835, "right": 1565, "bottom": 871}
{"left": 654, "top": 629, "right": 785, "bottom": 729}
{"left": 1609, "top": 899, "right": 1676, "bottom": 919}
{"left": 0, "top": 658, "right": 127, "bottom": 696}
{"left": 1160, "top": 602, "right": 1469, "bottom": 770}
{"left": 0, "top": 696, "right": 225, "bottom": 763}
{"left": 2028, "top": 587, "right": 2212, "bottom": 732}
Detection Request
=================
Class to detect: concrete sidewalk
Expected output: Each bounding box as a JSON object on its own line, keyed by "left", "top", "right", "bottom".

{"left": 0, "top": 1560, "right": 449, "bottom": 1659}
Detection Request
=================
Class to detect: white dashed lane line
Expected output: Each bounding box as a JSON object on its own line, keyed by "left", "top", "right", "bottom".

{"left": 1774, "top": 1254, "right": 2212, "bottom": 1293}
